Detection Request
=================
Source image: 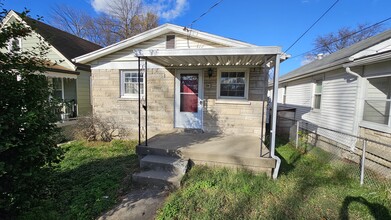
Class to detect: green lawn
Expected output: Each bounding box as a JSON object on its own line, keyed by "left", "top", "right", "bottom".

{"left": 19, "top": 140, "right": 139, "bottom": 220}
{"left": 157, "top": 140, "right": 391, "bottom": 220}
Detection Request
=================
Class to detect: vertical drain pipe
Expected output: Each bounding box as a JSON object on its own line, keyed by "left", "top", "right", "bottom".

{"left": 144, "top": 58, "right": 148, "bottom": 146}
{"left": 138, "top": 57, "right": 141, "bottom": 145}
{"left": 270, "top": 54, "right": 281, "bottom": 180}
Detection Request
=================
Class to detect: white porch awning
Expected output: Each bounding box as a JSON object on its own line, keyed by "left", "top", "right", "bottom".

{"left": 135, "top": 46, "right": 284, "bottom": 67}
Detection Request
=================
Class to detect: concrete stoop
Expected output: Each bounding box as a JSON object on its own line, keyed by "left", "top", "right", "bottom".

{"left": 132, "top": 154, "right": 189, "bottom": 189}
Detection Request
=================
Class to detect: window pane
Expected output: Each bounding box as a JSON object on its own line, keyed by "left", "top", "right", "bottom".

{"left": 314, "top": 95, "right": 321, "bottom": 109}
{"left": 122, "top": 71, "right": 144, "bottom": 95}
{"left": 315, "top": 80, "right": 322, "bottom": 93}
{"left": 363, "top": 100, "right": 390, "bottom": 125}
{"left": 219, "top": 71, "right": 246, "bottom": 98}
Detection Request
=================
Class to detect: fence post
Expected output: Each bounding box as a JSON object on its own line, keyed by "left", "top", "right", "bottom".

{"left": 360, "top": 139, "right": 367, "bottom": 186}
{"left": 296, "top": 121, "right": 300, "bottom": 148}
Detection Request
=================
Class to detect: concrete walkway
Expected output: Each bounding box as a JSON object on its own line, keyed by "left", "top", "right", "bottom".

{"left": 98, "top": 186, "right": 169, "bottom": 220}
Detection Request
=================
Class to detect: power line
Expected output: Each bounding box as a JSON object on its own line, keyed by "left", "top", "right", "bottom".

{"left": 288, "top": 16, "right": 391, "bottom": 60}
{"left": 184, "top": 0, "right": 224, "bottom": 30}
{"left": 284, "top": 0, "right": 340, "bottom": 53}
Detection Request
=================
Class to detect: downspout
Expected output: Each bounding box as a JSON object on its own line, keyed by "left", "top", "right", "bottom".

{"left": 345, "top": 66, "right": 362, "bottom": 150}
{"left": 270, "top": 54, "right": 282, "bottom": 180}
{"left": 345, "top": 67, "right": 361, "bottom": 78}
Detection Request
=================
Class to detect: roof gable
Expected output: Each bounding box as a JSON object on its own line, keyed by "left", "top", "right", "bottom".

{"left": 74, "top": 23, "right": 257, "bottom": 64}
{"left": 280, "top": 29, "right": 391, "bottom": 82}
{"left": 2, "top": 10, "right": 102, "bottom": 69}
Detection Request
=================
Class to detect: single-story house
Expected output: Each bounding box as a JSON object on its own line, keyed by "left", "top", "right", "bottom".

{"left": 74, "top": 23, "right": 288, "bottom": 138}
{"left": 275, "top": 29, "right": 391, "bottom": 178}
{"left": 74, "top": 23, "right": 287, "bottom": 178}
{"left": 2, "top": 10, "right": 102, "bottom": 121}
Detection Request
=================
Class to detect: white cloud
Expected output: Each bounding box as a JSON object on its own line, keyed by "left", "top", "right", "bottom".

{"left": 153, "top": 0, "right": 188, "bottom": 21}
{"left": 91, "top": 0, "right": 111, "bottom": 13}
{"left": 91, "top": 0, "right": 189, "bottom": 21}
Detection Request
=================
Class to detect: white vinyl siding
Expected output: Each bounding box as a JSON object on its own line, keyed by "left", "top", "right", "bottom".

{"left": 279, "top": 69, "right": 359, "bottom": 148}
{"left": 92, "top": 33, "right": 226, "bottom": 65}
{"left": 77, "top": 70, "right": 92, "bottom": 116}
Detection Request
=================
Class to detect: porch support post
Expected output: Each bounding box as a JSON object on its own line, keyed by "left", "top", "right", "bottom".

{"left": 138, "top": 57, "right": 141, "bottom": 145}
{"left": 270, "top": 54, "right": 281, "bottom": 180}
{"left": 145, "top": 58, "right": 148, "bottom": 146}
{"left": 260, "top": 56, "right": 268, "bottom": 156}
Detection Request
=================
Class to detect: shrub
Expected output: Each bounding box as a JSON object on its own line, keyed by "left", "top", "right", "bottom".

{"left": 0, "top": 9, "right": 63, "bottom": 216}
{"left": 74, "top": 115, "right": 127, "bottom": 142}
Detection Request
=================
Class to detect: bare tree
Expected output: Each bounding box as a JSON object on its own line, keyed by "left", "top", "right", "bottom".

{"left": 49, "top": 1, "right": 159, "bottom": 46}
{"left": 311, "top": 23, "right": 384, "bottom": 56}
{"left": 49, "top": 4, "right": 91, "bottom": 38}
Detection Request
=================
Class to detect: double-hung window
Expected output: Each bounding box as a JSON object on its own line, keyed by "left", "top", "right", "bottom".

{"left": 8, "top": 38, "right": 21, "bottom": 53}
{"left": 217, "top": 69, "right": 248, "bottom": 99}
{"left": 313, "top": 80, "right": 322, "bottom": 109}
{"left": 120, "top": 70, "right": 144, "bottom": 98}
{"left": 363, "top": 76, "right": 391, "bottom": 127}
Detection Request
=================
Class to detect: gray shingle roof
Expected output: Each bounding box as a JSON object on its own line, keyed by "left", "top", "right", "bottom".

{"left": 20, "top": 13, "right": 102, "bottom": 66}
{"left": 280, "top": 28, "right": 391, "bottom": 82}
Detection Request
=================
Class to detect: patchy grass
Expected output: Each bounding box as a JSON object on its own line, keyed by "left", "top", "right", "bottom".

{"left": 157, "top": 140, "right": 391, "bottom": 220}
{"left": 18, "top": 140, "right": 139, "bottom": 220}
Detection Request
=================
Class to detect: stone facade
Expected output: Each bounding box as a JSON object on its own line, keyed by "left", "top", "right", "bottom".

{"left": 203, "top": 67, "right": 267, "bottom": 136}
{"left": 91, "top": 68, "right": 174, "bottom": 138}
{"left": 91, "top": 67, "right": 268, "bottom": 138}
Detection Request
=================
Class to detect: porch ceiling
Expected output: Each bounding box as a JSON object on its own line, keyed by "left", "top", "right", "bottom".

{"left": 135, "top": 46, "right": 282, "bottom": 67}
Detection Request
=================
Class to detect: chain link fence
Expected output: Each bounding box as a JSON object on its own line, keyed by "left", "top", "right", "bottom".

{"left": 281, "top": 117, "right": 391, "bottom": 190}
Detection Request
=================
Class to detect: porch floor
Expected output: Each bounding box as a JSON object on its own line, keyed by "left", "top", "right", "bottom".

{"left": 137, "top": 129, "right": 275, "bottom": 174}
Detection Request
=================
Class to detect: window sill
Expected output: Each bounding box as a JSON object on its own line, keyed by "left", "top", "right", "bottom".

{"left": 215, "top": 99, "right": 251, "bottom": 105}
{"left": 118, "top": 96, "right": 143, "bottom": 101}
{"left": 311, "top": 109, "right": 321, "bottom": 113}
{"left": 359, "top": 121, "right": 391, "bottom": 134}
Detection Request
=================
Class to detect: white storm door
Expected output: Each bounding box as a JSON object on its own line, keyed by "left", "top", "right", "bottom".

{"left": 175, "top": 70, "right": 203, "bottom": 129}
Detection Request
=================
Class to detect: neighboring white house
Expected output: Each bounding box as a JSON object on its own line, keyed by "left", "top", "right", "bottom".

{"left": 275, "top": 29, "right": 391, "bottom": 178}
{"left": 1, "top": 10, "right": 102, "bottom": 120}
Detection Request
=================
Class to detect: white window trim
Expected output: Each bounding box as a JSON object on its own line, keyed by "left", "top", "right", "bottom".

{"left": 312, "top": 79, "right": 323, "bottom": 111}
{"left": 362, "top": 76, "right": 391, "bottom": 128}
{"left": 120, "top": 70, "right": 144, "bottom": 99}
{"left": 217, "top": 68, "right": 249, "bottom": 100}
{"left": 8, "top": 37, "right": 22, "bottom": 53}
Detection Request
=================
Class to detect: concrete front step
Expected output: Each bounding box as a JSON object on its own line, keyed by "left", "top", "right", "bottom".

{"left": 133, "top": 154, "right": 189, "bottom": 188}
{"left": 140, "top": 155, "right": 188, "bottom": 174}
{"left": 132, "top": 170, "right": 184, "bottom": 189}
{"left": 136, "top": 145, "right": 181, "bottom": 158}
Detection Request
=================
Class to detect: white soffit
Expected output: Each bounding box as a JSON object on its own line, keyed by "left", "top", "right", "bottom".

{"left": 135, "top": 47, "right": 281, "bottom": 67}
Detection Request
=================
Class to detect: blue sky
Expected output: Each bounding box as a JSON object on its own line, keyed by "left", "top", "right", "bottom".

{"left": 4, "top": 0, "right": 391, "bottom": 74}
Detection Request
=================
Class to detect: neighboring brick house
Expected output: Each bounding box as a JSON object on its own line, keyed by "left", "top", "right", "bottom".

{"left": 2, "top": 10, "right": 101, "bottom": 120}
{"left": 74, "top": 24, "right": 287, "bottom": 140}
{"left": 275, "top": 29, "right": 391, "bottom": 178}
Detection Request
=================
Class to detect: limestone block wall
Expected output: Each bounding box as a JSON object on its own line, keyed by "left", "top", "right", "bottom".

{"left": 91, "top": 68, "right": 174, "bottom": 138}
{"left": 91, "top": 67, "right": 268, "bottom": 138}
{"left": 203, "top": 67, "right": 268, "bottom": 136}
